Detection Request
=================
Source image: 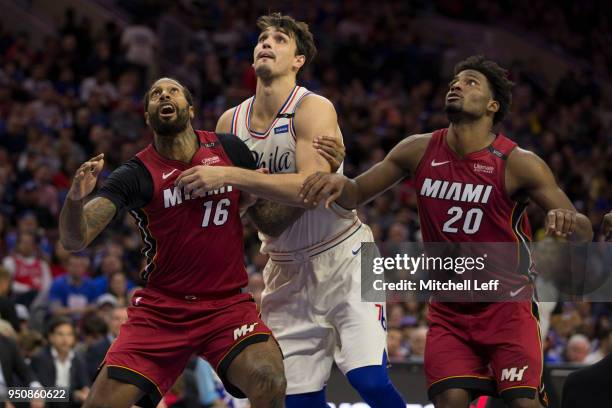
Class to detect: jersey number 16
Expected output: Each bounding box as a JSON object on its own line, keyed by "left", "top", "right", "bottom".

{"left": 202, "top": 199, "right": 230, "bottom": 227}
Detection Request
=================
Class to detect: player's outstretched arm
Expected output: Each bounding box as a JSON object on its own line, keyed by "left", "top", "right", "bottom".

{"left": 507, "top": 148, "right": 593, "bottom": 242}
{"left": 59, "top": 154, "right": 116, "bottom": 251}
{"left": 179, "top": 96, "right": 341, "bottom": 207}
{"left": 300, "top": 134, "right": 431, "bottom": 209}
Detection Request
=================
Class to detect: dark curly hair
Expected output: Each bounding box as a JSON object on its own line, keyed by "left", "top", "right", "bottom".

{"left": 453, "top": 55, "right": 513, "bottom": 125}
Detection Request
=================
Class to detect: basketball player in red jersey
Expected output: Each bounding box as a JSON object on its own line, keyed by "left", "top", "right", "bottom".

{"left": 299, "top": 56, "right": 593, "bottom": 408}
{"left": 59, "top": 77, "right": 286, "bottom": 408}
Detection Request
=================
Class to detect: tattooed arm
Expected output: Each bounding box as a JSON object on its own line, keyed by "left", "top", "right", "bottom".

{"left": 60, "top": 196, "right": 117, "bottom": 251}
{"left": 60, "top": 155, "right": 151, "bottom": 251}
{"left": 248, "top": 199, "right": 305, "bottom": 237}
{"left": 59, "top": 154, "right": 116, "bottom": 251}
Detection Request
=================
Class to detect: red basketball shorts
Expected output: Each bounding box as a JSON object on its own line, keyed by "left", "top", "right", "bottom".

{"left": 101, "top": 287, "right": 274, "bottom": 407}
{"left": 425, "top": 301, "right": 548, "bottom": 406}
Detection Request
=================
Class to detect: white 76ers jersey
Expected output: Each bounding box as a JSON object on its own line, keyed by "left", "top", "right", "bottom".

{"left": 230, "top": 86, "right": 358, "bottom": 253}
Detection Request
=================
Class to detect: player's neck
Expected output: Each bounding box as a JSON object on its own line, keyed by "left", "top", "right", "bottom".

{"left": 153, "top": 125, "right": 199, "bottom": 163}
{"left": 253, "top": 76, "right": 296, "bottom": 120}
{"left": 447, "top": 121, "right": 495, "bottom": 157}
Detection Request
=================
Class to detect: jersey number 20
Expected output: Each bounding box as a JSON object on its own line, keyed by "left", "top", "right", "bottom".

{"left": 202, "top": 199, "right": 230, "bottom": 227}
{"left": 442, "top": 206, "right": 483, "bottom": 234}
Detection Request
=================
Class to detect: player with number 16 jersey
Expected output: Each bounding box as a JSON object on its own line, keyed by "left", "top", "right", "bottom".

{"left": 59, "top": 78, "right": 285, "bottom": 408}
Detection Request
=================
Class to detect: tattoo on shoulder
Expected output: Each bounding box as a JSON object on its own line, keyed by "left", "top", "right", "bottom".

{"left": 248, "top": 199, "right": 304, "bottom": 237}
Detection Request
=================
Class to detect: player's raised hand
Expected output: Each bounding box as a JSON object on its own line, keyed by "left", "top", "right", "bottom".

{"left": 545, "top": 208, "right": 577, "bottom": 238}
{"left": 68, "top": 153, "right": 105, "bottom": 201}
{"left": 314, "top": 135, "right": 345, "bottom": 172}
{"left": 176, "top": 165, "right": 227, "bottom": 197}
{"left": 603, "top": 211, "right": 612, "bottom": 241}
{"left": 299, "top": 172, "right": 347, "bottom": 209}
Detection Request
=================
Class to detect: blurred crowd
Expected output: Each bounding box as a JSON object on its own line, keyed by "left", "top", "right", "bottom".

{"left": 0, "top": 1, "right": 610, "bottom": 406}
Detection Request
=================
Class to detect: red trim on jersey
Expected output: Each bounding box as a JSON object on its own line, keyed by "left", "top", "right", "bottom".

{"left": 246, "top": 86, "right": 300, "bottom": 139}
{"left": 280, "top": 85, "right": 301, "bottom": 114}
{"left": 231, "top": 105, "right": 240, "bottom": 136}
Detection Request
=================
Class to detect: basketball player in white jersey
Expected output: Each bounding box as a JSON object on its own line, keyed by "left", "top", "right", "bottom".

{"left": 176, "top": 12, "right": 406, "bottom": 408}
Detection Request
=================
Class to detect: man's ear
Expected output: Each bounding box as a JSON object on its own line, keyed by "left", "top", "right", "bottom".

{"left": 293, "top": 54, "right": 305, "bottom": 71}
{"left": 189, "top": 106, "right": 194, "bottom": 120}
{"left": 144, "top": 112, "right": 150, "bottom": 126}
{"left": 487, "top": 99, "right": 500, "bottom": 116}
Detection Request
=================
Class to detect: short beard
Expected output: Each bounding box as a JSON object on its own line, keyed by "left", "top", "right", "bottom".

{"left": 255, "top": 64, "right": 273, "bottom": 81}
{"left": 149, "top": 108, "right": 190, "bottom": 136}
{"left": 444, "top": 104, "right": 478, "bottom": 124}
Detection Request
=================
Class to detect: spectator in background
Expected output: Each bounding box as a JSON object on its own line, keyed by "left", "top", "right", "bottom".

{"left": 92, "top": 253, "right": 133, "bottom": 300}
{"left": 386, "top": 303, "right": 406, "bottom": 330}
{"left": 50, "top": 240, "right": 71, "bottom": 278}
{"left": 80, "top": 67, "right": 118, "bottom": 106}
{"left": 2, "top": 232, "right": 51, "bottom": 308}
{"left": 5, "top": 212, "right": 52, "bottom": 259}
{"left": 0, "top": 318, "right": 16, "bottom": 340}
{"left": 565, "top": 334, "right": 591, "bottom": 364}
{"left": 29, "top": 161, "right": 60, "bottom": 217}
{"left": 48, "top": 253, "right": 97, "bottom": 319}
{"left": 407, "top": 326, "right": 427, "bottom": 362}
{"left": 387, "top": 328, "right": 408, "bottom": 362}
{"left": 0, "top": 333, "right": 43, "bottom": 406}
{"left": 194, "top": 357, "right": 227, "bottom": 408}
{"left": 0, "top": 265, "right": 19, "bottom": 331}
{"left": 109, "top": 98, "right": 142, "bottom": 143}
{"left": 95, "top": 292, "right": 118, "bottom": 326}
{"left": 107, "top": 271, "right": 130, "bottom": 307}
{"left": 78, "top": 312, "right": 108, "bottom": 356}
{"left": 120, "top": 18, "right": 157, "bottom": 83}
{"left": 173, "top": 52, "right": 202, "bottom": 102}
{"left": 15, "top": 303, "right": 30, "bottom": 333}
{"left": 86, "top": 306, "right": 127, "bottom": 382}
{"left": 30, "top": 316, "right": 90, "bottom": 407}
{"left": 18, "top": 329, "right": 46, "bottom": 363}
{"left": 585, "top": 328, "right": 612, "bottom": 364}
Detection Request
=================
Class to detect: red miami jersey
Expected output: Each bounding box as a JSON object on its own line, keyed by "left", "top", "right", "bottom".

{"left": 97, "top": 131, "right": 253, "bottom": 298}
{"left": 413, "top": 128, "right": 534, "bottom": 294}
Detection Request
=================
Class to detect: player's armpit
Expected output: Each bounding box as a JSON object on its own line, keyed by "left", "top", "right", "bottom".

{"left": 506, "top": 148, "right": 593, "bottom": 242}
{"left": 248, "top": 199, "right": 305, "bottom": 237}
